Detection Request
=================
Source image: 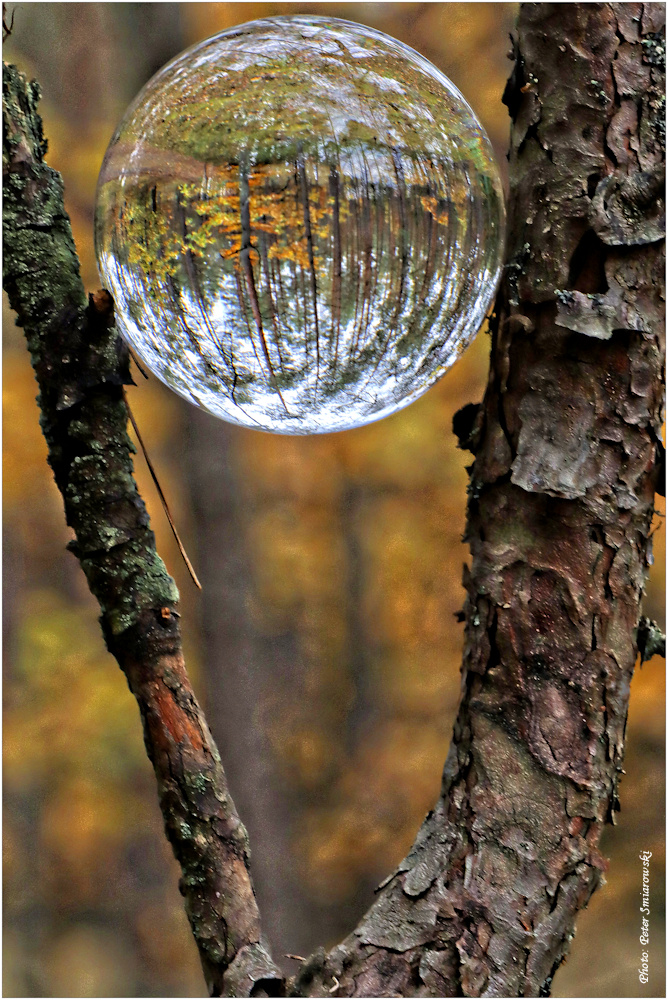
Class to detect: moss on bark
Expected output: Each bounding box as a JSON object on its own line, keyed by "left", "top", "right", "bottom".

{"left": 3, "top": 60, "right": 283, "bottom": 997}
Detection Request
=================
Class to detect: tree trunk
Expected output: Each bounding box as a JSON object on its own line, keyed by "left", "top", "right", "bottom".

{"left": 287, "top": 3, "right": 665, "bottom": 996}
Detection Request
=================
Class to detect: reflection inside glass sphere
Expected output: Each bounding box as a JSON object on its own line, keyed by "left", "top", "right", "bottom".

{"left": 95, "top": 16, "right": 505, "bottom": 433}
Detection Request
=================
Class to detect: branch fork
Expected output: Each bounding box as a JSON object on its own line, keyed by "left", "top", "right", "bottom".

{"left": 3, "top": 3, "right": 664, "bottom": 995}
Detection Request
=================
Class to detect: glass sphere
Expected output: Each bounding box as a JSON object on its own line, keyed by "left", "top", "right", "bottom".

{"left": 95, "top": 16, "right": 505, "bottom": 434}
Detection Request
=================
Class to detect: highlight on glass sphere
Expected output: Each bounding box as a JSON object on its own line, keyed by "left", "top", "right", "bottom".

{"left": 95, "top": 15, "right": 505, "bottom": 434}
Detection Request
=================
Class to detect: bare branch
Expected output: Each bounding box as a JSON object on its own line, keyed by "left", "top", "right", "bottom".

{"left": 2, "top": 3, "right": 15, "bottom": 42}
{"left": 2, "top": 60, "right": 283, "bottom": 999}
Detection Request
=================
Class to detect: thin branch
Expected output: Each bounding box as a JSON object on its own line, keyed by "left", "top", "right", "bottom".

{"left": 123, "top": 387, "right": 202, "bottom": 589}
{"left": 2, "top": 3, "right": 15, "bottom": 42}
{"left": 129, "top": 343, "right": 150, "bottom": 378}
{"left": 2, "top": 60, "right": 283, "bottom": 998}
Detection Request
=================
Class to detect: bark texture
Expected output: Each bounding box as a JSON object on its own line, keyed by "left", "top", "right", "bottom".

{"left": 3, "top": 2, "right": 665, "bottom": 997}
{"left": 286, "top": 4, "right": 665, "bottom": 996}
{"left": 2, "top": 61, "right": 283, "bottom": 999}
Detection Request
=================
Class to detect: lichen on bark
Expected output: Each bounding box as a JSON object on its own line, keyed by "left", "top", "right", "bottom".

{"left": 3, "top": 63, "right": 178, "bottom": 633}
{"left": 3, "top": 59, "right": 283, "bottom": 998}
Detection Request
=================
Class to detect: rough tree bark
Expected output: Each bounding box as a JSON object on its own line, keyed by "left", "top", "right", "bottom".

{"left": 2, "top": 61, "right": 283, "bottom": 1000}
{"left": 3, "top": 3, "right": 664, "bottom": 998}
{"left": 287, "top": 5, "right": 665, "bottom": 996}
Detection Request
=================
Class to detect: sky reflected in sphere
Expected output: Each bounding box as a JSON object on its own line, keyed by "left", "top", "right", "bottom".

{"left": 95, "top": 16, "right": 505, "bottom": 434}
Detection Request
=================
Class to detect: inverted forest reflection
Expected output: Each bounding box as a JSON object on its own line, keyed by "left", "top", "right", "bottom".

{"left": 96, "top": 17, "right": 504, "bottom": 432}
{"left": 3, "top": 4, "right": 664, "bottom": 1000}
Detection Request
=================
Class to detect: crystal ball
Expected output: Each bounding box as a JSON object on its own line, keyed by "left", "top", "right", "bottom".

{"left": 95, "top": 16, "right": 505, "bottom": 434}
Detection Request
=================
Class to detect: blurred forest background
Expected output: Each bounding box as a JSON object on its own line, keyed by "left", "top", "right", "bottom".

{"left": 3, "top": 4, "right": 664, "bottom": 998}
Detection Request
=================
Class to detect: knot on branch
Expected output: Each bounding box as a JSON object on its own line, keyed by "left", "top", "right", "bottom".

{"left": 222, "top": 942, "right": 285, "bottom": 998}
{"left": 589, "top": 168, "right": 666, "bottom": 246}
{"left": 501, "top": 33, "right": 524, "bottom": 120}
{"left": 637, "top": 616, "right": 666, "bottom": 663}
{"left": 103, "top": 605, "right": 182, "bottom": 663}
{"left": 453, "top": 402, "right": 483, "bottom": 455}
